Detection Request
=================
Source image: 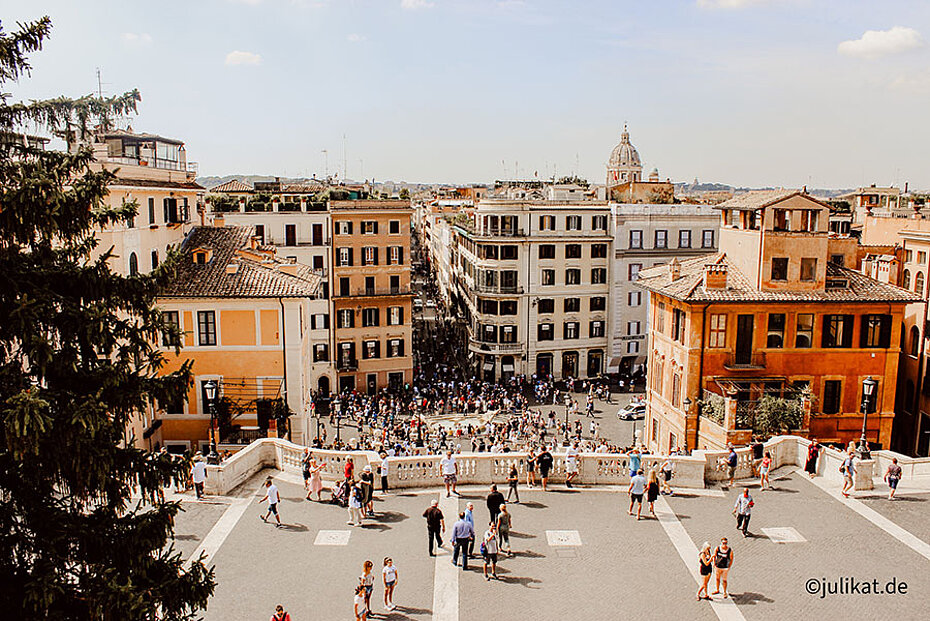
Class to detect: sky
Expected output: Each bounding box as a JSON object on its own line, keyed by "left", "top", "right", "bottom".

{"left": 4, "top": 0, "right": 930, "bottom": 188}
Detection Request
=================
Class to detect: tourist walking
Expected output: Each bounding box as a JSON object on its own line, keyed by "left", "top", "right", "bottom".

{"left": 382, "top": 557, "right": 398, "bottom": 611}
{"left": 697, "top": 542, "right": 713, "bottom": 600}
{"left": 565, "top": 441, "right": 579, "bottom": 488}
{"left": 759, "top": 451, "right": 772, "bottom": 490}
{"left": 360, "top": 465, "right": 375, "bottom": 516}
{"left": 884, "top": 457, "right": 902, "bottom": 500}
{"left": 726, "top": 445, "right": 738, "bottom": 487}
{"left": 260, "top": 479, "right": 282, "bottom": 527}
{"left": 487, "top": 484, "right": 505, "bottom": 526}
{"left": 660, "top": 457, "right": 674, "bottom": 495}
{"left": 451, "top": 512, "right": 474, "bottom": 570}
{"left": 506, "top": 464, "right": 520, "bottom": 502}
{"left": 307, "top": 452, "right": 326, "bottom": 501}
{"left": 805, "top": 440, "right": 820, "bottom": 478}
{"left": 646, "top": 469, "right": 660, "bottom": 516}
{"left": 841, "top": 450, "right": 856, "bottom": 498}
{"left": 712, "top": 538, "right": 733, "bottom": 598}
{"left": 191, "top": 454, "right": 207, "bottom": 499}
{"left": 497, "top": 503, "right": 513, "bottom": 556}
{"left": 482, "top": 521, "right": 500, "bottom": 580}
{"left": 750, "top": 438, "right": 764, "bottom": 476}
{"left": 441, "top": 450, "right": 459, "bottom": 497}
{"left": 345, "top": 456, "right": 355, "bottom": 482}
{"left": 733, "top": 488, "right": 753, "bottom": 536}
{"left": 464, "top": 502, "right": 476, "bottom": 558}
{"left": 354, "top": 584, "right": 368, "bottom": 621}
{"left": 380, "top": 452, "right": 390, "bottom": 494}
{"left": 537, "top": 446, "right": 553, "bottom": 491}
{"left": 301, "top": 448, "right": 312, "bottom": 492}
{"left": 360, "top": 560, "right": 375, "bottom": 616}
{"left": 348, "top": 482, "right": 364, "bottom": 526}
{"left": 423, "top": 499, "right": 445, "bottom": 556}
{"left": 628, "top": 469, "right": 646, "bottom": 520}
{"left": 271, "top": 604, "right": 291, "bottom": 621}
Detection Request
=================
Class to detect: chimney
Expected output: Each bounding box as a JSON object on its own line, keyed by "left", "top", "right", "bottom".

{"left": 668, "top": 258, "right": 681, "bottom": 281}
{"left": 250, "top": 236, "right": 260, "bottom": 250}
{"left": 703, "top": 264, "right": 728, "bottom": 290}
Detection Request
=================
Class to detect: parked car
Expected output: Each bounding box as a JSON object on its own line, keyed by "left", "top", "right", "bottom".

{"left": 618, "top": 402, "right": 646, "bottom": 420}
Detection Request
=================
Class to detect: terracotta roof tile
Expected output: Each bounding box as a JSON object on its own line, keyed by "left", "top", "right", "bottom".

{"left": 210, "top": 179, "right": 253, "bottom": 193}
{"left": 158, "top": 226, "right": 322, "bottom": 299}
{"left": 636, "top": 252, "right": 921, "bottom": 303}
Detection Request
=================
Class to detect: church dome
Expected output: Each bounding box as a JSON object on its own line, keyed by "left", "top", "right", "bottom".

{"left": 608, "top": 125, "right": 641, "bottom": 168}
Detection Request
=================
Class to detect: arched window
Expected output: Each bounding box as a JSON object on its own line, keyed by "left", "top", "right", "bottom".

{"left": 910, "top": 325, "right": 920, "bottom": 357}
{"left": 903, "top": 269, "right": 911, "bottom": 290}
{"left": 916, "top": 272, "right": 925, "bottom": 297}
{"left": 129, "top": 252, "right": 138, "bottom": 276}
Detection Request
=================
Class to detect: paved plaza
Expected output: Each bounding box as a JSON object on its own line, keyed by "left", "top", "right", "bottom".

{"left": 167, "top": 458, "right": 930, "bottom": 620}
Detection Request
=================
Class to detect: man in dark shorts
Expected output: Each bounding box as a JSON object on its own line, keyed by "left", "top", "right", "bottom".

{"left": 884, "top": 457, "right": 903, "bottom": 500}
{"left": 537, "top": 446, "right": 553, "bottom": 491}
{"left": 628, "top": 469, "right": 646, "bottom": 520}
{"left": 260, "top": 479, "right": 281, "bottom": 527}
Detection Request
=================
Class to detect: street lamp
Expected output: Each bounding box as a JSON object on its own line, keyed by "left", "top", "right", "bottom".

{"left": 858, "top": 377, "right": 878, "bottom": 460}
{"left": 204, "top": 380, "right": 219, "bottom": 465}
{"left": 682, "top": 397, "right": 692, "bottom": 453}
{"left": 334, "top": 396, "right": 343, "bottom": 445}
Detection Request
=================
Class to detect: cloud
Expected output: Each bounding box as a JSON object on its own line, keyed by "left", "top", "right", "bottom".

{"left": 121, "top": 32, "right": 152, "bottom": 47}
{"left": 225, "top": 50, "right": 263, "bottom": 66}
{"left": 891, "top": 71, "right": 930, "bottom": 94}
{"left": 401, "top": 0, "right": 435, "bottom": 9}
{"left": 346, "top": 33, "right": 367, "bottom": 43}
{"left": 838, "top": 26, "right": 923, "bottom": 59}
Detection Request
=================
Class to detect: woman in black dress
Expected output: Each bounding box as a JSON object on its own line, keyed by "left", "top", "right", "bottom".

{"left": 698, "top": 542, "right": 713, "bottom": 600}
{"left": 646, "top": 469, "right": 660, "bottom": 515}
{"left": 805, "top": 440, "right": 820, "bottom": 478}
{"left": 360, "top": 465, "right": 375, "bottom": 516}
{"left": 526, "top": 449, "right": 537, "bottom": 488}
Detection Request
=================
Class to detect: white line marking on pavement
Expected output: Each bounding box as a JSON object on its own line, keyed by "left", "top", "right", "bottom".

{"left": 655, "top": 496, "right": 747, "bottom": 621}
{"left": 432, "top": 493, "right": 459, "bottom": 621}
{"left": 185, "top": 496, "right": 252, "bottom": 567}
{"left": 801, "top": 474, "right": 930, "bottom": 562}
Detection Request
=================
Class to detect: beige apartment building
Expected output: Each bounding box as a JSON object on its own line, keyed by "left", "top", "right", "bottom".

{"left": 86, "top": 129, "right": 203, "bottom": 276}
{"left": 330, "top": 200, "right": 414, "bottom": 394}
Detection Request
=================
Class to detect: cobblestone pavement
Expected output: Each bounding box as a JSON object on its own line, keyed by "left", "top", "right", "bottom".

{"left": 163, "top": 459, "right": 930, "bottom": 620}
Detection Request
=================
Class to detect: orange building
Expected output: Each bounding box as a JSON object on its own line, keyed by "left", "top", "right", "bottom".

{"left": 150, "top": 226, "right": 324, "bottom": 453}
{"left": 330, "top": 200, "right": 413, "bottom": 394}
{"left": 637, "top": 190, "right": 919, "bottom": 453}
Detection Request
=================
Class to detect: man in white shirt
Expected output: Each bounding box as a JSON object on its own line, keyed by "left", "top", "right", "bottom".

{"left": 732, "top": 488, "right": 754, "bottom": 536}
{"left": 191, "top": 454, "right": 207, "bottom": 499}
{"left": 628, "top": 469, "right": 646, "bottom": 520}
{"left": 565, "top": 442, "right": 580, "bottom": 488}
{"left": 260, "top": 479, "right": 282, "bottom": 526}
{"left": 440, "top": 450, "right": 459, "bottom": 497}
{"left": 380, "top": 451, "right": 390, "bottom": 494}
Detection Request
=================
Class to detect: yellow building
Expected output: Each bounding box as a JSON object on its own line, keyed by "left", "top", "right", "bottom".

{"left": 150, "top": 225, "right": 324, "bottom": 453}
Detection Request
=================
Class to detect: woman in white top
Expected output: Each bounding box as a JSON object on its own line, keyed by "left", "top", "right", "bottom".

{"left": 382, "top": 557, "right": 398, "bottom": 611}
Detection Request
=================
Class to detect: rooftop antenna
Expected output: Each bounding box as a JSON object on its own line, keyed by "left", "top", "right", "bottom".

{"left": 96, "top": 67, "right": 103, "bottom": 98}
{"left": 343, "top": 134, "right": 348, "bottom": 181}
{"left": 322, "top": 149, "right": 328, "bottom": 178}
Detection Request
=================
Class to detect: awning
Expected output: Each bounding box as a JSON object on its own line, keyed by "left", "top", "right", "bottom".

{"left": 502, "top": 364, "right": 515, "bottom": 372}
{"left": 483, "top": 362, "right": 495, "bottom": 371}
{"left": 607, "top": 357, "right": 623, "bottom": 372}
{"left": 632, "top": 355, "right": 647, "bottom": 366}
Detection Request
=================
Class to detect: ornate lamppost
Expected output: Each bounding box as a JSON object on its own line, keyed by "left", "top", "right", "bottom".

{"left": 858, "top": 377, "right": 878, "bottom": 460}
{"left": 204, "top": 380, "right": 219, "bottom": 465}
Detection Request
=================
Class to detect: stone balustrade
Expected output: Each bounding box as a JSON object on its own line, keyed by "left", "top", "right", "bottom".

{"left": 203, "top": 435, "right": 927, "bottom": 496}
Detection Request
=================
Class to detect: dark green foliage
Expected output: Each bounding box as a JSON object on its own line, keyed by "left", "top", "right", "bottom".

{"left": 0, "top": 17, "right": 214, "bottom": 619}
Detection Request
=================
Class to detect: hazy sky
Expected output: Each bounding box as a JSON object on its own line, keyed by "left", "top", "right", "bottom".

{"left": 5, "top": 0, "right": 930, "bottom": 188}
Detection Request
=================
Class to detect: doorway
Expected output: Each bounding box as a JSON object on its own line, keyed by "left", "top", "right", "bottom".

{"left": 536, "top": 353, "right": 553, "bottom": 378}
{"left": 562, "top": 351, "right": 578, "bottom": 379}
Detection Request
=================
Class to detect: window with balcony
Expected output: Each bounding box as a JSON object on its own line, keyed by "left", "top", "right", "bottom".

{"left": 795, "top": 313, "right": 814, "bottom": 348}
{"left": 566, "top": 268, "right": 581, "bottom": 285}
{"left": 629, "top": 230, "right": 643, "bottom": 249}
{"left": 563, "top": 322, "right": 580, "bottom": 339}
{"left": 591, "top": 296, "right": 606, "bottom": 311}
{"left": 539, "top": 244, "right": 555, "bottom": 259}
{"left": 767, "top": 313, "right": 786, "bottom": 348}
{"left": 709, "top": 313, "right": 726, "bottom": 347}
{"left": 564, "top": 298, "right": 580, "bottom": 313}
{"left": 482, "top": 324, "right": 498, "bottom": 343}
{"left": 501, "top": 325, "right": 517, "bottom": 343}
{"left": 537, "top": 323, "right": 554, "bottom": 341}
{"left": 538, "top": 298, "right": 555, "bottom": 313}
{"left": 338, "top": 342, "right": 356, "bottom": 368}
{"left": 655, "top": 230, "right": 668, "bottom": 249}
{"left": 566, "top": 244, "right": 582, "bottom": 259}
{"left": 771, "top": 257, "right": 788, "bottom": 281}
{"left": 591, "top": 268, "right": 607, "bottom": 284}
{"left": 822, "top": 314, "right": 854, "bottom": 348}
